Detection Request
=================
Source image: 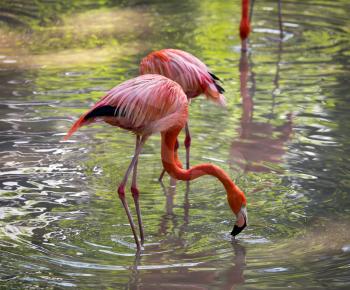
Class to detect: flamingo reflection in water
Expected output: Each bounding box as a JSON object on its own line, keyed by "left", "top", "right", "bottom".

{"left": 126, "top": 179, "right": 246, "bottom": 290}
{"left": 231, "top": 38, "right": 292, "bottom": 173}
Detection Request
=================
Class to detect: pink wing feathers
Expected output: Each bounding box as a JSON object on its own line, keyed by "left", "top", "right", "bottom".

{"left": 64, "top": 74, "right": 188, "bottom": 140}
{"left": 140, "top": 49, "right": 226, "bottom": 106}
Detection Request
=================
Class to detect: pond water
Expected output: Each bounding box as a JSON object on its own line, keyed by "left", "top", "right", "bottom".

{"left": 0, "top": 0, "right": 349, "bottom": 289}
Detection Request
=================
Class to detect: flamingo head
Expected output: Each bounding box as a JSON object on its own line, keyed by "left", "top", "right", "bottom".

{"left": 231, "top": 206, "right": 248, "bottom": 237}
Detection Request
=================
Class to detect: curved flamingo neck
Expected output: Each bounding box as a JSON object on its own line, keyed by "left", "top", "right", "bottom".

{"left": 161, "top": 128, "right": 247, "bottom": 214}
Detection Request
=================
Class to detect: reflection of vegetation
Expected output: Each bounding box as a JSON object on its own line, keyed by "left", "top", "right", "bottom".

{"left": 0, "top": 0, "right": 131, "bottom": 27}
{"left": 0, "top": 0, "right": 201, "bottom": 69}
{"left": 0, "top": 5, "right": 150, "bottom": 68}
{"left": 12, "top": 7, "right": 151, "bottom": 53}
{"left": 0, "top": 0, "right": 201, "bottom": 53}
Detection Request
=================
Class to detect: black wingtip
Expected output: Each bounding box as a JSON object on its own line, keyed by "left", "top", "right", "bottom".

{"left": 230, "top": 220, "right": 247, "bottom": 237}
{"left": 208, "top": 72, "right": 225, "bottom": 93}
{"left": 215, "top": 83, "right": 225, "bottom": 94}
{"left": 209, "top": 72, "right": 221, "bottom": 82}
{"left": 84, "top": 105, "right": 127, "bottom": 120}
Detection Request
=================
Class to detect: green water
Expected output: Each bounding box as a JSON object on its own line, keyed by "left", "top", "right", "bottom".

{"left": 0, "top": 0, "right": 349, "bottom": 289}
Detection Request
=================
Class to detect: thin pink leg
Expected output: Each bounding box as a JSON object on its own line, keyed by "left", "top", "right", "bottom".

{"left": 184, "top": 122, "right": 191, "bottom": 169}
{"left": 131, "top": 135, "right": 145, "bottom": 245}
{"left": 117, "top": 136, "right": 147, "bottom": 250}
{"left": 158, "top": 138, "right": 179, "bottom": 182}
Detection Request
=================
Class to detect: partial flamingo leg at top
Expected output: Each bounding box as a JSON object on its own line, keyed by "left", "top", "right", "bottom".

{"left": 240, "top": 0, "right": 284, "bottom": 51}
{"left": 240, "top": 0, "right": 251, "bottom": 52}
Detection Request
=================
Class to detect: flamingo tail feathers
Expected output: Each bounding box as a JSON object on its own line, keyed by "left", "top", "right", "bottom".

{"left": 204, "top": 87, "right": 226, "bottom": 107}
{"left": 204, "top": 73, "right": 226, "bottom": 107}
{"left": 63, "top": 105, "right": 127, "bottom": 140}
{"left": 64, "top": 113, "right": 90, "bottom": 141}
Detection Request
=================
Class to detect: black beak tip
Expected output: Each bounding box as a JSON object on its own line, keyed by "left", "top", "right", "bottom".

{"left": 230, "top": 221, "right": 247, "bottom": 237}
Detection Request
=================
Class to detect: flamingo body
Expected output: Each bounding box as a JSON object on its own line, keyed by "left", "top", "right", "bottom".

{"left": 140, "top": 48, "right": 226, "bottom": 172}
{"left": 65, "top": 74, "right": 188, "bottom": 140}
{"left": 140, "top": 49, "right": 226, "bottom": 106}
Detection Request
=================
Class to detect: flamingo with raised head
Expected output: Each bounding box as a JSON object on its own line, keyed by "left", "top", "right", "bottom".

{"left": 64, "top": 74, "right": 247, "bottom": 250}
{"left": 140, "top": 49, "right": 226, "bottom": 178}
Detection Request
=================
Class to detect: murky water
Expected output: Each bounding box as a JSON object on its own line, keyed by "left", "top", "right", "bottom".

{"left": 1, "top": 0, "right": 349, "bottom": 289}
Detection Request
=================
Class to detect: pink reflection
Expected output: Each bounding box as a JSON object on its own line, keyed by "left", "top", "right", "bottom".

{"left": 136, "top": 242, "right": 246, "bottom": 290}
{"left": 125, "top": 179, "right": 246, "bottom": 289}
{"left": 230, "top": 47, "right": 292, "bottom": 173}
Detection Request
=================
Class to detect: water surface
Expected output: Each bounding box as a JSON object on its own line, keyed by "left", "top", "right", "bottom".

{"left": 0, "top": 0, "right": 350, "bottom": 289}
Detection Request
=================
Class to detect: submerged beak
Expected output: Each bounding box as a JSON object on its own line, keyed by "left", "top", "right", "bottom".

{"left": 231, "top": 207, "right": 248, "bottom": 237}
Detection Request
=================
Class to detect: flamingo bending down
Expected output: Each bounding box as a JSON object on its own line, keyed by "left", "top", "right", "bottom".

{"left": 140, "top": 49, "right": 226, "bottom": 178}
{"left": 64, "top": 74, "right": 247, "bottom": 250}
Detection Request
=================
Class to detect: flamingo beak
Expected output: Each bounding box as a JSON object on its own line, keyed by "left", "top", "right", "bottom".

{"left": 231, "top": 207, "right": 248, "bottom": 237}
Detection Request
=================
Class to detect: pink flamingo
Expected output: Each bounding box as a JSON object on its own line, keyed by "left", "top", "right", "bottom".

{"left": 64, "top": 74, "right": 247, "bottom": 250}
{"left": 240, "top": 0, "right": 251, "bottom": 51}
{"left": 140, "top": 48, "right": 226, "bottom": 178}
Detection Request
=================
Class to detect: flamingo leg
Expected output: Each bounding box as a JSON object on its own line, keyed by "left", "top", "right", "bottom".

{"left": 184, "top": 122, "right": 191, "bottom": 169}
{"left": 158, "top": 168, "right": 166, "bottom": 182}
{"left": 131, "top": 135, "right": 145, "bottom": 245}
{"left": 241, "top": 39, "right": 248, "bottom": 52}
{"left": 117, "top": 136, "right": 147, "bottom": 250}
{"left": 278, "top": 0, "right": 283, "bottom": 39}
{"left": 158, "top": 138, "right": 180, "bottom": 182}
